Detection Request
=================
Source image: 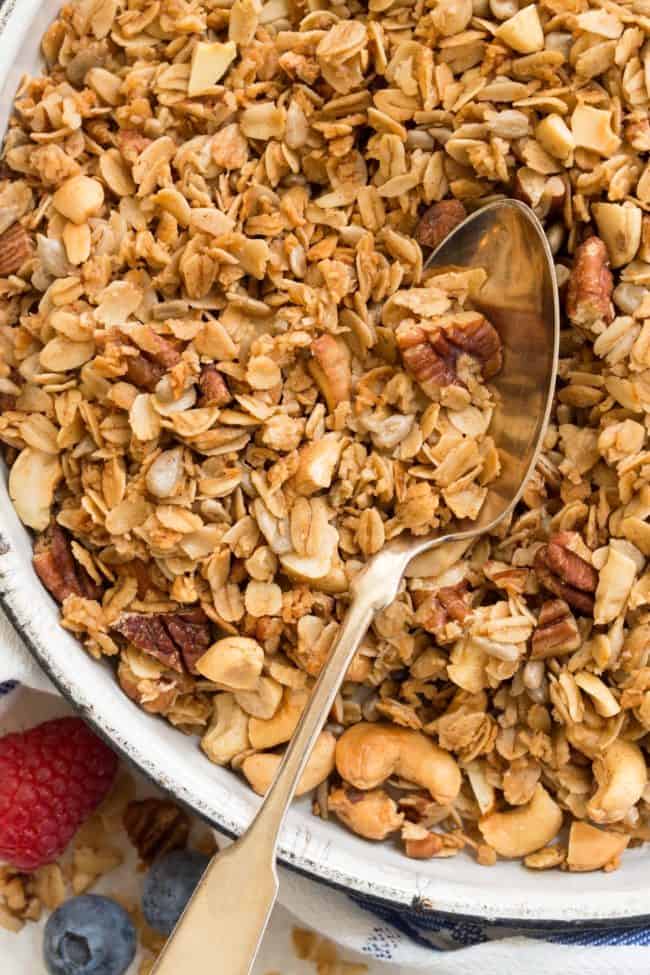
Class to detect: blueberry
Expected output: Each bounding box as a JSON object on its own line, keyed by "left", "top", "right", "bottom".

{"left": 142, "top": 849, "right": 210, "bottom": 935}
{"left": 43, "top": 894, "right": 136, "bottom": 975}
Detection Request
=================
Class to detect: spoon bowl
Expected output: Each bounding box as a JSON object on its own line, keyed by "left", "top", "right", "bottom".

{"left": 404, "top": 197, "right": 560, "bottom": 576}
{"left": 151, "top": 199, "right": 560, "bottom": 975}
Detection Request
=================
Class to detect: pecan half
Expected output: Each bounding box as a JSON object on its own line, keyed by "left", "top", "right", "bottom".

{"left": 309, "top": 334, "right": 351, "bottom": 411}
{"left": 113, "top": 608, "right": 213, "bottom": 673}
{"left": 547, "top": 533, "right": 598, "bottom": 592}
{"left": 397, "top": 314, "right": 503, "bottom": 392}
{"left": 115, "top": 614, "right": 181, "bottom": 670}
{"left": 33, "top": 524, "right": 102, "bottom": 603}
{"left": 437, "top": 581, "right": 471, "bottom": 622}
{"left": 566, "top": 236, "right": 614, "bottom": 328}
{"left": 164, "top": 607, "right": 213, "bottom": 674}
{"left": 125, "top": 354, "right": 165, "bottom": 391}
{"left": 446, "top": 315, "right": 503, "bottom": 379}
{"left": 531, "top": 599, "right": 581, "bottom": 659}
{"left": 0, "top": 222, "right": 32, "bottom": 277}
{"left": 413, "top": 591, "right": 449, "bottom": 634}
{"left": 416, "top": 199, "right": 466, "bottom": 250}
{"left": 534, "top": 532, "right": 598, "bottom": 614}
{"left": 133, "top": 326, "right": 181, "bottom": 369}
{"left": 413, "top": 584, "right": 470, "bottom": 637}
{"left": 128, "top": 559, "right": 157, "bottom": 600}
{"left": 198, "top": 364, "right": 231, "bottom": 407}
{"left": 123, "top": 798, "right": 190, "bottom": 863}
{"left": 0, "top": 393, "right": 16, "bottom": 412}
{"left": 396, "top": 323, "right": 456, "bottom": 392}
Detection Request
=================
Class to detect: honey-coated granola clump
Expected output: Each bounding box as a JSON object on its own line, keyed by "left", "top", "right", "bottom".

{"left": 2, "top": 0, "right": 650, "bottom": 873}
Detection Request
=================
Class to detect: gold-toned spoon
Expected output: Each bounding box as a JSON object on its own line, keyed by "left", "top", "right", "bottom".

{"left": 152, "top": 198, "right": 560, "bottom": 975}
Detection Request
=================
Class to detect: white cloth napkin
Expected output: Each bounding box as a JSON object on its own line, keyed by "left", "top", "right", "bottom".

{"left": 2, "top": 609, "right": 650, "bottom": 975}
{"left": 0, "top": 606, "right": 54, "bottom": 695}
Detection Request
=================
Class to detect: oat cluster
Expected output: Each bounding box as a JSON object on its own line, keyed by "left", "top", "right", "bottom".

{"left": 2, "top": 0, "right": 650, "bottom": 873}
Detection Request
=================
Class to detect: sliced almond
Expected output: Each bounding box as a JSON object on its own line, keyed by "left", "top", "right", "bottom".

{"left": 188, "top": 41, "right": 237, "bottom": 96}
{"left": 535, "top": 114, "right": 575, "bottom": 165}
{"left": 85, "top": 67, "right": 123, "bottom": 106}
{"left": 293, "top": 434, "right": 343, "bottom": 496}
{"left": 99, "top": 149, "right": 135, "bottom": 197}
{"left": 9, "top": 448, "right": 61, "bottom": 531}
{"left": 62, "top": 221, "right": 91, "bottom": 266}
{"left": 129, "top": 393, "right": 162, "bottom": 441}
{"left": 229, "top": 0, "right": 260, "bottom": 45}
{"left": 571, "top": 104, "right": 620, "bottom": 157}
{"left": 52, "top": 176, "right": 104, "bottom": 224}
{"left": 494, "top": 5, "right": 544, "bottom": 53}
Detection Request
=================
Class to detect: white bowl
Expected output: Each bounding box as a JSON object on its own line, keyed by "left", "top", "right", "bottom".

{"left": 1, "top": 0, "right": 649, "bottom": 931}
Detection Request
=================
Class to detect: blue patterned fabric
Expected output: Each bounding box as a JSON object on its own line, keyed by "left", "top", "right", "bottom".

{"left": 350, "top": 893, "right": 650, "bottom": 952}
{"left": 0, "top": 680, "right": 16, "bottom": 696}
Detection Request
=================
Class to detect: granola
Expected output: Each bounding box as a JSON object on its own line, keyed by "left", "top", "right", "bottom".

{"left": 2, "top": 0, "right": 650, "bottom": 873}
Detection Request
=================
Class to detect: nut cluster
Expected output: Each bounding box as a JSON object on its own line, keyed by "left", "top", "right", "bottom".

{"left": 1, "top": 0, "right": 650, "bottom": 873}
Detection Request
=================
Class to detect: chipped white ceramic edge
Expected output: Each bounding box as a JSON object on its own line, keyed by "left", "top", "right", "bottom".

{"left": 2, "top": 0, "right": 650, "bottom": 928}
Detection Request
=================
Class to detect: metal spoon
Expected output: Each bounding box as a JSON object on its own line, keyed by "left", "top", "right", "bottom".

{"left": 152, "top": 198, "right": 559, "bottom": 975}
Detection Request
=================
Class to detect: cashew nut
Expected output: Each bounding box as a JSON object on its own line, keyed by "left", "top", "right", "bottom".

{"left": 566, "top": 821, "right": 629, "bottom": 872}
{"left": 195, "top": 636, "right": 264, "bottom": 691}
{"left": 328, "top": 787, "right": 404, "bottom": 841}
{"left": 248, "top": 688, "right": 308, "bottom": 750}
{"left": 242, "top": 731, "right": 336, "bottom": 797}
{"left": 200, "top": 693, "right": 250, "bottom": 766}
{"left": 478, "top": 785, "right": 563, "bottom": 858}
{"left": 335, "top": 723, "right": 461, "bottom": 805}
{"left": 235, "top": 676, "right": 283, "bottom": 720}
{"left": 574, "top": 671, "right": 620, "bottom": 718}
{"left": 592, "top": 202, "right": 642, "bottom": 269}
{"left": 293, "top": 433, "right": 343, "bottom": 496}
{"left": 586, "top": 739, "right": 647, "bottom": 824}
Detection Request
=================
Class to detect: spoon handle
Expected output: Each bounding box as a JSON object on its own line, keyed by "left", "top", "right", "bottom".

{"left": 151, "top": 553, "right": 402, "bottom": 975}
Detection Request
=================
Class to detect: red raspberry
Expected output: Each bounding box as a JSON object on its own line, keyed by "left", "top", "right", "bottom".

{"left": 0, "top": 717, "right": 118, "bottom": 870}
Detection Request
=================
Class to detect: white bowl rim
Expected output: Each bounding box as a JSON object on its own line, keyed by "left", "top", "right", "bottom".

{"left": 3, "top": 0, "right": 650, "bottom": 930}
